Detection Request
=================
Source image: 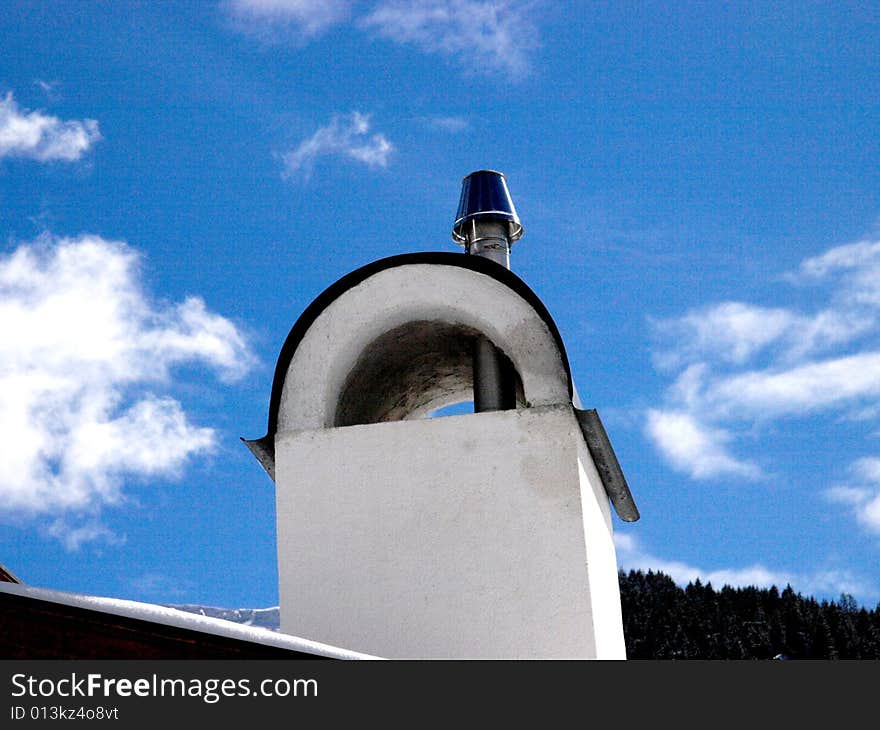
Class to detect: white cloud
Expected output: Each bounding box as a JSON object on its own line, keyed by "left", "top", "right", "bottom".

{"left": 825, "top": 458, "right": 880, "bottom": 535}
{"left": 652, "top": 302, "right": 796, "bottom": 368}
{"left": 793, "top": 239, "right": 880, "bottom": 282}
{"left": 46, "top": 520, "right": 124, "bottom": 552}
{"left": 223, "top": 0, "right": 353, "bottom": 39}
{"left": 0, "top": 234, "right": 255, "bottom": 548}
{"left": 224, "top": 1, "right": 541, "bottom": 78}
{"left": 615, "top": 533, "right": 873, "bottom": 601}
{"left": 646, "top": 237, "right": 880, "bottom": 482}
{"left": 361, "top": 0, "right": 536, "bottom": 76}
{"left": 706, "top": 351, "right": 880, "bottom": 419}
{"left": 645, "top": 409, "right": 759, "bottom": 479}
{"left": 0, "top": 92, "right": 101, "bottom": 162}
{"left": 826, "top": 485, "right": 873, "bottom": 506}
{"left": 789, "top": 238, "right": 880, "bottom": 308}
{"left": 651, "top": 301, "right": 869, "bottom": 370}
{"left": 853, "top": 457, "right": 880, "bottom": 482}
{"left": 281, "top": 111, "right": 393, "bottom": 179}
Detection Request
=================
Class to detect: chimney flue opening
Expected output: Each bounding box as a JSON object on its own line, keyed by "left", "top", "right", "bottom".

{"left": 451, "top": 170, "right": 523, "bottom": 267}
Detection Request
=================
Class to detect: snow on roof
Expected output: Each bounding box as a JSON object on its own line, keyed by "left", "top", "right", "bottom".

{"left": 0, "top": 581, "right": 379, "bottom": 660}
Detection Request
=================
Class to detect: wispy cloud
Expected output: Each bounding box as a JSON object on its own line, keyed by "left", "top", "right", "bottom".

{"left": 650, "top": 302, "right": 867, "bottom": 370}
{"left": 223, "top": 1, "right": 541, "bottom": 78}
{"left": 223, "top": 0, "right": 354, "bottom": 40}
{"left": 46, "top": 520, "right": 124, "bottom": 552}
{"left": 361, "top": 0, "right": 537, "bottom": 76}
{"left": 615, "top": 533, "right": 873, "bottom": 602}
{"left": 791, "top": 239, "right": 880, "bottom": 294}
{"left": 0, "top": 234, "right": 255, "bottom": 548}
{"left": 826, "top": 458, "right": 880, "bottom": 535}
{"left": 33, "top": 79, "right": 61, "bottom": 102}
{"left": 418, "top": 115, "right": 470, "bottom": 133}
{"left": 0, "top": 91, "right": 101, "bottom": 162}
{"left": 281, "top": 111, "right": 393, "bottom": 180}
{"left": 129, "top": 571, "right": 196, "bottom": 601}
{"left": 644, "top": 409, "right": 759, "bottom": 480}
{"left": 646, "top": 236, "right": 880, "bottom": 481}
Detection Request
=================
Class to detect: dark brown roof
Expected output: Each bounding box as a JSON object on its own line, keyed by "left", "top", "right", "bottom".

{"left": 0, "top": 562, "right": 21, "bottom": 584}
{"left": 0, "top": 583, "right": 374, "bottom": 659}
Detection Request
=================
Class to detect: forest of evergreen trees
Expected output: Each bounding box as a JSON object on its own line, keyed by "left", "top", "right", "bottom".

{"left": 619, "top": 569, "right": 880, "bottom": 659}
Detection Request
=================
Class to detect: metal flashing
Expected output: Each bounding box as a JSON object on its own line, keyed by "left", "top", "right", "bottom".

{"left": 575, "top": 408, "right": 640, "bottom": 522}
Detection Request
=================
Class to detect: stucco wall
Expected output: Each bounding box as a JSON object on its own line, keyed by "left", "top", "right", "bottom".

{"left": 274, "top": 404, "right": 625, "bottom": 658}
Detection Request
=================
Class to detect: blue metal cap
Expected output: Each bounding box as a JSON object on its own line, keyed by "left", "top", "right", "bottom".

{"left": 452, "top": 170, "right": 524, "bottom": 246}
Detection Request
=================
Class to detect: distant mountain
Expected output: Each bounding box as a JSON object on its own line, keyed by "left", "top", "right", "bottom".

{"left": 167, "top": 604, "right": 280, "bottom": 631}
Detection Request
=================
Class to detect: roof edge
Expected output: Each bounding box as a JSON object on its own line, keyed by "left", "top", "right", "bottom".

{"left": 0, "top": 562, "right": 21, "bottom": 584}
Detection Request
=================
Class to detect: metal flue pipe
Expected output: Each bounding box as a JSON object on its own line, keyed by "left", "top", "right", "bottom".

{"left": 452, "top": 170, "right": 522, "bottom": 412}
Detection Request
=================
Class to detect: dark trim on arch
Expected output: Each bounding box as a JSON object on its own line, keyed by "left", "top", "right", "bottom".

{"left": 262, "top": 252, "right": 572, "bottom": 440}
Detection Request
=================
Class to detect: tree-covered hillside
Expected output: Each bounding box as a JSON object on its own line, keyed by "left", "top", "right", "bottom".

{"left": 619, "top": 569, "right": 880, "bottom": 659}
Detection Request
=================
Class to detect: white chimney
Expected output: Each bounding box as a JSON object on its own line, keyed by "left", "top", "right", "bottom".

{"left": 244, "top": 172, "right": 638, "bottom": 658}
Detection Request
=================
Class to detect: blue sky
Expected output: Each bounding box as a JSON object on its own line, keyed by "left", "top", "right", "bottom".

{"left": 1, "top": 1, "right": 879, "bottom": 610}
